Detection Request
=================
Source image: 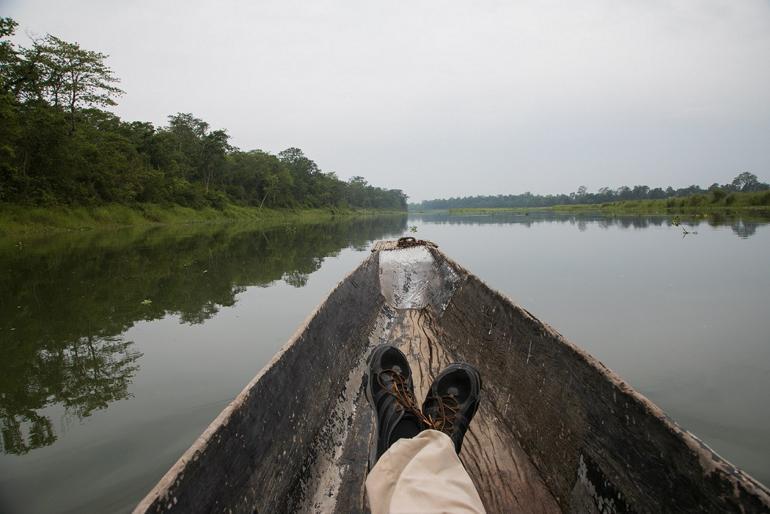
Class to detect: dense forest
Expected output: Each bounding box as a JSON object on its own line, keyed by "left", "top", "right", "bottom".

{"left": 413, "top": 173, "right": 769, "bottom": 210}
{"left": 0, "top": 18, "right": 407, "bottom": 211}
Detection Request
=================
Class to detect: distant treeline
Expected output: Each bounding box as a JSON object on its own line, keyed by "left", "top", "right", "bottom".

{"left": 0, "top": 18, "right": 407, "bottom": 210}
{"left": 413, "top": 173, "right": 769, "bottom": 210}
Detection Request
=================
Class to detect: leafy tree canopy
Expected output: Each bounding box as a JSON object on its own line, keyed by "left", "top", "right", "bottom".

{"left": 0, "top": 18, "right": 408, "bottom": 211}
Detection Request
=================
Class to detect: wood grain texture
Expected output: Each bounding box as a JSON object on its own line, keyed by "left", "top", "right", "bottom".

{"left": 386, "top": 308, "right": 561, "bottom": 513}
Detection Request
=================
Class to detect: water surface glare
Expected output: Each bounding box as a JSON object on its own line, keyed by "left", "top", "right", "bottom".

{"left": 0, "top": 212, "right": 768, "bottom": 512}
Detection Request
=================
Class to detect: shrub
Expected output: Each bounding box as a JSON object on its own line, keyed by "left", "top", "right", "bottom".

{"left": 206, "top": 190, "right": 228, "bottom": 210}
{"left": 749, "top": 191, "right": 770, "bottom": 206}
{"left": 687, "top": 195, "right": 705, "bottom": 206}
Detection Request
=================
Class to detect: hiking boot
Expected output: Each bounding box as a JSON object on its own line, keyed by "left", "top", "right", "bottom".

{"left": 365, "top": 344, "right": 426, "bottom": 467}
{"left": 422, "top": 362, "right": 482, "bottom": 453}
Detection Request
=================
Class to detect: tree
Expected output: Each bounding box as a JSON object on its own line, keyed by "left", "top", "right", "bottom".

{"left": 0, "top": 17, "right": 19, "bottom": 90}
{"left": 0, "top": 20, "right": 21, "bottom": 190}
{"left": 200, "top": 129, "right": 231, "bottom": 193}
{"left": 278, "top": 147, "right": 319, "bottom": 175}
{"left": 31, "top": 35, "right": 124, "bottom": 131}
{"left": 631, "top": 185, "right": 650, "bottom": 199}
{"left": 731, "top": 172, "right": 760, "bottom": 192}
{"left": 279, "top": 147, "right": 320, "bottom": 205}
{"left": 616, "top": 186, "right": 632, "bottom": 200}
{"left": 347, "top": 176, "right": 370, "bottom": 207}
{"left": 160, "top": 113, "right": 231, "bottom": 193}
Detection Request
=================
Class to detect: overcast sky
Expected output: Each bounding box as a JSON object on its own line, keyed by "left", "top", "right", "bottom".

{"left": 5, "top": 0, "right": 770, "bottom": 201}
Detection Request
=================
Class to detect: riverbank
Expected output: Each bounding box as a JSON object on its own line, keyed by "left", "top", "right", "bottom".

{"left": 0, "top": 203, "right": 406, "bottom": 238}
{"left": 446, "top": 190, "right": 770, "bottom": 218}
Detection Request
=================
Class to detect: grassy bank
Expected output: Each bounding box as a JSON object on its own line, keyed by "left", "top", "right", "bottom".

{"left": 0, "top": 202, "right": 405, "bottom": 237}
{"left": 448, "top": 190, "right": 770, "bottom": 217}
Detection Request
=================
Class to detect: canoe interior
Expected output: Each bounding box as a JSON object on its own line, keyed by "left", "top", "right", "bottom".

{"left": 135, "top": 242, "right": 770, "bottom": 513}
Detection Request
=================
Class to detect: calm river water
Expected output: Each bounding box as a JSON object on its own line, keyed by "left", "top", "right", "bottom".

{"left": 0, "top": 212, "right": 768, "bottom": 513}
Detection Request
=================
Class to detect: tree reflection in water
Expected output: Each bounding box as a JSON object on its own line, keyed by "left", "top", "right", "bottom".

{"left": 0, "top": 215, "right": 406, "bottom": 454}
{"left": 1, "top": 336, "right": 141, "bottom": 455}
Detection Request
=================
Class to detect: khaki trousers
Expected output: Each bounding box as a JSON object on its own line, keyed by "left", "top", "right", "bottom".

{"left": 365, "top": 429, "right": 486, "bottom": 514}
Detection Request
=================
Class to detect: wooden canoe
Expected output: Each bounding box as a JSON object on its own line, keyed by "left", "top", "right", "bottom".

{"left": 134, "top": 239, "right": 770, "bottom": 513}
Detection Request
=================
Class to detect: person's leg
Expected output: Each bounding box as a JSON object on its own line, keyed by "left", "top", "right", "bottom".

{"left": 365, "top": 429, "right": 485, "bottom": 514}
{"left": 365, "top": 348, "right": 485, "bottom": 513}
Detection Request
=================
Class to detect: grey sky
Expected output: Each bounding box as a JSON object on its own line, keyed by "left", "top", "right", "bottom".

{"left": 6, "top": 0, "right": 770, "bottom": 201}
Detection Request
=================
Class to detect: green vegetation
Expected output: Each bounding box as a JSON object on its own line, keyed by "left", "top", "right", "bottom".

{"left": 447, "top": 189, "right": 770, "bottom": 217}
{"left": 0, "top": 17, "right": 407, "bottom": 217}
{"left": 0, "top": 202, "right": 405, "bottom": 237}
{"left": 414, "top": 172, "right": 769, "bottom": 211}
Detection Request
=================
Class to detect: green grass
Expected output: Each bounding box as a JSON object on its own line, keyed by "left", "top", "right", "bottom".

{"left": 0, "top": 202, "right": 406, "bottom": 238}
{"left": 448, "top": 190, "right": 770, "bottom": 217}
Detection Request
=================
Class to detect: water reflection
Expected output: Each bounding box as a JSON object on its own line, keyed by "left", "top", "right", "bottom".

{"left": 410, "top": 211, "right": 770, "bottom": 238}
{"left": 0, "top": 215, "right": 406, "bottom": 454}
{"left": 0, "top": 336, "right": 141, "bottom": 455}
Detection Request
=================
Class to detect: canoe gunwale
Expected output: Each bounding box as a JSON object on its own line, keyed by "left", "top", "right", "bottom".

{"left": 430, "top": 246, "right": 770, "bottom": 512}
{"left": 133, "top": 252, "right": 384, "bottom": 513}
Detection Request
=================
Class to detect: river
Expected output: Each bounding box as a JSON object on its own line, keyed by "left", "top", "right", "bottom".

{"left": 0, "top": 212, "right": 768, "bottom": 513}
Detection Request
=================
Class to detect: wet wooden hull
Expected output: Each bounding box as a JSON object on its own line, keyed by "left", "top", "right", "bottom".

{"left": 135, "top": 241, "right": 770, "bottom": 513}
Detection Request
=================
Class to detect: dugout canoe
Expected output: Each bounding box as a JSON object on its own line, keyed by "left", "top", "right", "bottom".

{"left": 135, "top": 238, "right": 770, "bottom": 514}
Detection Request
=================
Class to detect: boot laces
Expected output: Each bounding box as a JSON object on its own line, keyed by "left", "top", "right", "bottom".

{"left": 377, "top": 369, "right": 427, "bottom": 423}
{"left": 425, "top": 393, "right": 460, "bottom": 433}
